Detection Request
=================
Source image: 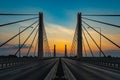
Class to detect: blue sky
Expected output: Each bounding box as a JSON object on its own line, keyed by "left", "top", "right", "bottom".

{"left": 0, "top": 0, "right": 120, "bottom": 27}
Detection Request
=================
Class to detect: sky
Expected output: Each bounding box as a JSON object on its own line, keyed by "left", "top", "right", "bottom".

{"left": 0, "top": 0, "right": 120, "bottom": 57}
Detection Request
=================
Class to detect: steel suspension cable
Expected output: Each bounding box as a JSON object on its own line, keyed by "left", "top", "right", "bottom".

{"left": 0, "top": 20, "right": 38, "bottom": 48}
{"left": 27, "top": 29, "right": 38, "bottom": 56}
{"left": 82, "top": 21, "right": 120, "bottom": 49}
{"left": 82, "top": 17, "right": 120, "bottom": 28}
{"left": 0, "top": 13, "right": 38, "bottom": 16}
{"left": 14, "top": 24, "right": 38, "bottom": 55}
{"left": 82, "top": 25, "right": 106, "bottom": 57}
{"left": 0, "top": 17, "right": 38, "bottom": 27}
{"left": 83, "top": 39, "right": 87, "bottom": 57}
{"left": 83, "top": 30, "right": 94, "bottom": 57}
{"left": 70, "top": 25, "right": 77, "bottom": 55}
{"left": 83, "top": 14, "right": 120, "bottom": 16}
{"left": 43, "top": 25, "right": 51, "bottom": 57}
{"left": 33, "top": 38, "right": 38, "bottom": 57}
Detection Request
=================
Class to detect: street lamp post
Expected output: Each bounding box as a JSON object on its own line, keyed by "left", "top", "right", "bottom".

{"left": 19, "top": 27, "right": 21, "bottom": 57}
{"left": 99, "top": 28, "right": 101, "bottom": 57}
{"left": 19, "top": 26, "right": 33, "bottom": 57}
{"left": 88, "top": 27, "right": 101, "bottom": 57}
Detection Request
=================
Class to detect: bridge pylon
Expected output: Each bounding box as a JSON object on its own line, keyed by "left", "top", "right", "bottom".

{"left": 77, "top": 13, "right": 82, "bottom": 58}
{"left": 65, "top": 44, "right": 67, "bottom": 57}
{"left": 38, "top": 12, "right": 44, "bottom": 58}
{"left": 53, "top": 44, "right": 56, "bottom": 57}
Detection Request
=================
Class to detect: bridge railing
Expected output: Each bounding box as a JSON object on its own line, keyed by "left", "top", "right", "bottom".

{"left": 0, "top": 57, "right": 38, "bottom": 69}
{"left": 76, "top": 57, "right": 120, "bottom": 70}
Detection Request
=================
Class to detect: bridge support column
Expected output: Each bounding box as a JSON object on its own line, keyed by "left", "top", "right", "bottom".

{"left": 54, "top": 44, "right": 56, "bottom": 57}
{"left": 77, "top": 13, "right": 82, "bottom": 58}
{"left": 38, "top": 12, "right": 43, "bottom": 58}
{"left": 65, "top": 45, "right": 67, "bottom": 57}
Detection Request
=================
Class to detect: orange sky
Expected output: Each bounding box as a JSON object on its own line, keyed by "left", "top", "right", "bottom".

{"left": 0, "top": 22, "right": 119, "bottom": 56}
{"left": 19, "top": 23, "right": 120, "bottom": 54}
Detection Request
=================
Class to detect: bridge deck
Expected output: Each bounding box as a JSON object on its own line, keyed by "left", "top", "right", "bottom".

{"left": 0, "top": 58, "right": 120, "bottom": 80}
{"left": 0, "top": 58, "right": 57, "bottom": 80}
{"left": 63, "top": 58, "right": 120, "bottom": 80}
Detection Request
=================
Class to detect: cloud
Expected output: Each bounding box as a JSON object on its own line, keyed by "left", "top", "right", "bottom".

{"left": 45, "top": 23, "right": 74, "bottom": 37}
{"left": 45, "top": 23, "right": 75, "bottom": 43}
{"left": 44, "top": 23, "right": 75, "bottom": 53}
{"left": 12, "top": 44, "right": 32, "bottom": 49}
{"left": 0, "top": 44, "right": 32, "bottom": 50}
{"left": 105, "top": 50, "right": 120, "bottom": 57}
{"left": 0, "top": 44, "right": 14, "bottom": 50}
{"left": 0, "top": 43, "right": 34, "bottom": 56}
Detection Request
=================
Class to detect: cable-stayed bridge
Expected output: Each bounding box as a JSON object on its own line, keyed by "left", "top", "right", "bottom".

{"left": 0, "top": 12, "right": 120, "bottom": 80}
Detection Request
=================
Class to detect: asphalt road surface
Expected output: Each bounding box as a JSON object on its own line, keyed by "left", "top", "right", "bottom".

{"left": 0, "top": 58, "right": 58, "bottom": 80}
{"left": 62, "top": 58, "right": 120, "bottom": 80}
{"left": 0, "top": 58, "right": 120, "bottom": 80}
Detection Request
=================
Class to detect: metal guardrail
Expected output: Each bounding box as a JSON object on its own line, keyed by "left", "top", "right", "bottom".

{"left": 44, "top": 59, "right": 59, "bottom": 80}
{"left": 62, "top": 59, "right": 76, "bottom": 80}
{"left": 70, "top": 57, "right": 120, "bottom": 70}
{"left": 45, "top": 58, "right": 76, "bottom": 80}
{"left": 0, "top": 57, "right": 38, "bottom": 69}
